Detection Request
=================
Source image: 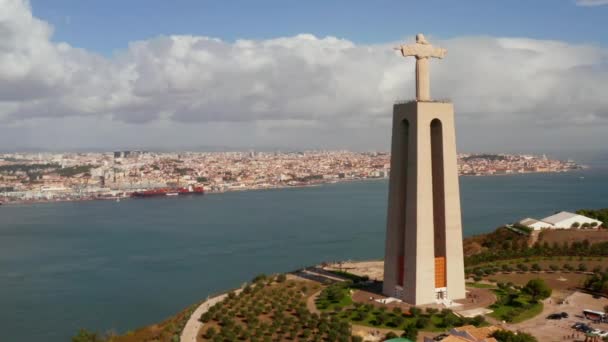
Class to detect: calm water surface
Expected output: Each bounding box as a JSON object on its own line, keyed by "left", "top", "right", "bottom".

{"left": 1, "top": 159, "right": 608, "bottom": 341}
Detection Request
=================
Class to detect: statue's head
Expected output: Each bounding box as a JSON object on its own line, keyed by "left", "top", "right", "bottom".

{"left": 416, "top": 33, "right": 428, "bottom": 44}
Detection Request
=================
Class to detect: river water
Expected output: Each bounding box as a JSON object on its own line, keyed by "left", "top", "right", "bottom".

{"left": 1, "top": 154, "right": 607, "bottom": 341}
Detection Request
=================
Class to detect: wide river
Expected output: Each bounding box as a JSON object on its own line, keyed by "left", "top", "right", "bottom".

{"left": 1, "top": 155, "right": 608, "bottom": 341}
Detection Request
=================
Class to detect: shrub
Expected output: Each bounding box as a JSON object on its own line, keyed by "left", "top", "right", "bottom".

{"left": 415, "top": 316, "right": 430, "bottom": 329}
{"left": 471, "top": 315, "right": 486, "bottom": 327}
{"left": 204, "top": 327, "right": 217, "bottom": 339}
{"left": 491, "top": 329, "right": 538, "bottom": 342}
{"left": 391, "top": 315, "right": 405, "bottom": 327}
{"left": 402, "top": 323, "right": 418, "bottom": 340}
{"left": 252, "top": 274, "right": 268, "bottom": 284}
{"left": 276, "top": 274, "right": 287, "bottom": 283}
{"left": 385, "top": 331, "right": 398, "bottom": 340}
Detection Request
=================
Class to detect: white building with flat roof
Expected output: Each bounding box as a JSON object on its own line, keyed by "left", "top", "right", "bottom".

{"left": 519, "top": 211, "right": 603, "bottom": 230}
{"left": 518, "top": 218, "right": 554, "bottom": 230}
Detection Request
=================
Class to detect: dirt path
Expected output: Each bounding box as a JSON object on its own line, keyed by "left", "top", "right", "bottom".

{"left": 306, "top": 290, "right": 322, "bottom": 315}
{"left": 180, "top": 290, "right": 242, "bottom": 342}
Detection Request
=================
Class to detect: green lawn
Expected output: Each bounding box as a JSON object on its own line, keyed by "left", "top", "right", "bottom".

{"left": 488, "top": 289, "right": 544, "bottom": 323}
{"left": 315, "top": 286, "right": 353, "bottom": 311}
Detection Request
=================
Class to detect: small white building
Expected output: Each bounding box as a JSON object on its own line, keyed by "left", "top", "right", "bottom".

{"left": 519, "top": 211, "right": 603, "bottom": 230}
{"left": 518, "top": 218, "right": 554, "bottom": 230}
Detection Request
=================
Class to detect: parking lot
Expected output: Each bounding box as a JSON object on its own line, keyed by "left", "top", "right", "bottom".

{"left": 507, "top": 291, "right": 608, "bottom": 341}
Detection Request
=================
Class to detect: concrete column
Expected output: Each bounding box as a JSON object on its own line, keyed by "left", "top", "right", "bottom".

{"left": 383, "top": 101, "right": 465, "bottom": 305}
{"left": 416, "top": 58, "right": 431, "bottom": 101}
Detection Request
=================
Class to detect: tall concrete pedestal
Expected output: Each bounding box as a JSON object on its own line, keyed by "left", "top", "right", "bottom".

{"left": 382, "top": 101, "right": 466, "bottom": 305}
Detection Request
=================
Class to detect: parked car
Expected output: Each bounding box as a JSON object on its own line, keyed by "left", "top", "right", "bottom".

{"left": 547, "top": 313, "right": 563, "bottom": 320}
{"left": 592, "top": 329, "right": 608, "bottom": 338}
{"left": 572, "top": 322, "right": 584, "bottom": 329}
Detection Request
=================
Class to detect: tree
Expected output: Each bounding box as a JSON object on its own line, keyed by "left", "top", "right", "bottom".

{"left": 571, "top": 222, "right": 580, "bottom": 229}
{"left": 391, "top": 315, "right": 405, "bottom": 327}
{"left": 471, "top": 315, "right": 486, "bottom": 327}
{"left": 442, "top": 313, "right": 458, "bottom": 327}
{"left": 277, "top": 274, "right": 287, "bottom": 283}
{"left": 523, "top": 279, "right": 552, "bottom": 302}
{"left": 204, "top": 327, "right": 217, "bottom": 339}
{"left": 415, "top": 316, "right": 430, "bottom": 329}
{"left": 72, "top": 329, "right": 102, "bottom": 342}
{"left": 252, "top": 274, "right": 268, "bottom": 284}
{"left": 402, "top": 323, "right": 418, "bottom": 340}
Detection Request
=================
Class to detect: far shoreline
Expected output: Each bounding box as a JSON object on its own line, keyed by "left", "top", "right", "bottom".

{"left": 0, "top": 167, "right": 587, "bottom": 207}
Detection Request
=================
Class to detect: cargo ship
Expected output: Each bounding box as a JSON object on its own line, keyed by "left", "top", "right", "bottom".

{"left": 131, "top": 185, "right": 204, "bottom": 198}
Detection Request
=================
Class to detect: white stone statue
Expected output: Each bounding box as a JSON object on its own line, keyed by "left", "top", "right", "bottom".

{"left": 395, "top": 34, "right": 447, "bottom": 101}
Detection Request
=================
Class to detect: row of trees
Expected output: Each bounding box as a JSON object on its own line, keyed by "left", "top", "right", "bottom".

{"left": 491, "top": 330, "right": 538, "bottom": 342}
{"left": 467, "top": 260, "right": 607, "bottom": 279}
{"left": 570, "top": 221, "right": 599, "bottom": 228}
{"left": 466, "top": 239, "right": 608, "bottom": 266}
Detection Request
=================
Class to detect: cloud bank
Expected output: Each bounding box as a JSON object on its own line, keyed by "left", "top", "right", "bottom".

{"left": 576, "top": 0, "right": 608, "bottom": 7}
{"left": 1, "top": 0, "right": 607, "bottom": 151}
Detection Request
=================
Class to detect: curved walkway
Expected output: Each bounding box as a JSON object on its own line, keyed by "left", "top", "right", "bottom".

{"left": 180, "top": 293, "right": 229, "bottom": 342}
{"left": 306, "top": 289, "right": 322, "bottom": 315}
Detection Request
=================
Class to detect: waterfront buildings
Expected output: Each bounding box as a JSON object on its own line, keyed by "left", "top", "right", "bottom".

{"left": 0, "top": 150, "right": 579, "bottom": 204}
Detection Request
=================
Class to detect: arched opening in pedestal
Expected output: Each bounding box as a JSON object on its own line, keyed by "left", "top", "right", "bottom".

{"left": 396, "top": 118, "right": 409, "bottom": 287}
{"left": 431, "top": 118, "right": 447, "bottom": 289}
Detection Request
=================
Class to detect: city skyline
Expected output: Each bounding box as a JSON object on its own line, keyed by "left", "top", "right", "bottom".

{"left": 1, "top": 0, "right": 608, "bottom": 152}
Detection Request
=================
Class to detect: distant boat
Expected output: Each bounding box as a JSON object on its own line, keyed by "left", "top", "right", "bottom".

{"left": 131, "top": 185, "right": 205, "bottom": 198}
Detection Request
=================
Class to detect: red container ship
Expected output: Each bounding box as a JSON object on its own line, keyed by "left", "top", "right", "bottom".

{"left": 131, "top": 185, "right": 204, "bottom": 198}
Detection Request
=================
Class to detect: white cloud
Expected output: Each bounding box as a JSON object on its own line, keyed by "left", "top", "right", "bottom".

{"left": 575, "top": 0, "right": 608, "bottom": 6}
{"left": 0, "top": 0, "right": 608, "bottom": 151}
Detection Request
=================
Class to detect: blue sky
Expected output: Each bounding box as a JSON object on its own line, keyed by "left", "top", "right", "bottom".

{"left": 1, "top": 0, "right": 608, "bottom": 152}
{"left": 31, "top": 0, "right": 608, "bottom": 55}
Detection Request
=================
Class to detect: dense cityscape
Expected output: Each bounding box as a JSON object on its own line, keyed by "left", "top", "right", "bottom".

{"left": 0, "top": 151, "right": 580, "bottom": 204}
